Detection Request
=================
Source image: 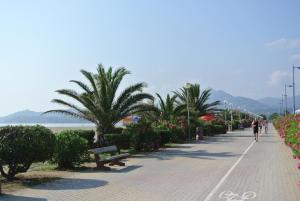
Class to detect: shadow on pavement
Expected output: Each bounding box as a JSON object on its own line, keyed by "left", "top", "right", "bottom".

{"left": 0, "top": 195, "right": 47, "bottom": 201}
{"left": 76, "top": 165, "right": 143, "bottom": 174}
{"left": 163, "top": 145, "right": 193, "bottom": 149}
{"left": 112, "top": 165, "right": 142, "bottom": 173}
{"left": 133, "top": 149, "right": 237, "bottom": 161}
{"left": 31, "top": 178, "right": 108, "bottom": 190}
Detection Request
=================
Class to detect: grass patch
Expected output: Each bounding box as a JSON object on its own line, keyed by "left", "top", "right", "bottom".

{"left": 29, "top": 162, "right": 57, "bottom": 172}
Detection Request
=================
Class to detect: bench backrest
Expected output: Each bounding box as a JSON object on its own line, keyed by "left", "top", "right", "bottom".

{"left": 90, "top": 145, "right": 118, "bottom": 154}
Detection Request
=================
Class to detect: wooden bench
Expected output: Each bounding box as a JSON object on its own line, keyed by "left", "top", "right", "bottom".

{"left": 89, "top": 145, "right": 130, "bottom": 170}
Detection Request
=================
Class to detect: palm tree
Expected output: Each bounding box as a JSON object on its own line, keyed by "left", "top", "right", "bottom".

{"left": 139, "top": 93, "right": 181, "bottom": 124}
{"left": 174, "top": 83, "right": 220, "bottom": 118}
{"left": 45, "top": 64, "right": 154, "bottom": 145}
{"left": 155, "top": 93, "right": 180, "bottom": 122}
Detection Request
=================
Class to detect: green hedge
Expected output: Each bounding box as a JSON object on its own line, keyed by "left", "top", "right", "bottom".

{"left": 56, "top": 129, "right": 95, "bottom": 149}
{"left": 203, "top": 122, "right": 226, "bottom": 136}
{"left": 104, "top": 133, "right": 131, "bottom": 151}
{"left": 53, "top": 131, "right": 89, "bottom": 168}
{"left": 153, "top": 128, "right": 171, "bottom": 145}
{"left": 75, "top": 130, "right": 95, "bottom": 148}
{"left": 0, "top": 125, "right": 55, "bottom": 179}
{"left": 123, "top": 123, "right": 160, "bottom": 151}
{"left": 111, "top": 127, "right": 123, "bottom": 134}
{"left": 130, "top": 130, "right": 160, "bottom": 151}
{"left": 153, "top": 126, "right": 185, "bottom": 145}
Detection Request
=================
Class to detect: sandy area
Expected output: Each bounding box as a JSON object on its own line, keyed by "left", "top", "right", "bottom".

{"left": 49, "top": 126, "right": 96, "bottom": 133}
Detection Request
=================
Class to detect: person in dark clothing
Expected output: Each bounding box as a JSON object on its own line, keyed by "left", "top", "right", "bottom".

{"left": 252, "top": 119, "right": 259, "bottom": 142}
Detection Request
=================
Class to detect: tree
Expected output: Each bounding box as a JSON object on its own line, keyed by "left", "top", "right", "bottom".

{"left": 270, "top": 113, "right": 279, "bottom": 120}
{"left": 145, "top": 93, "right": 180, "bottom": 123}
{"left": 259, "top": 114, "right": 267, "bottom": 120}
{"left": 45, "top": 64, "right": 153, "bottom": 145}
{"left": 174, "top": 83, "right": 220, "bottom": 118}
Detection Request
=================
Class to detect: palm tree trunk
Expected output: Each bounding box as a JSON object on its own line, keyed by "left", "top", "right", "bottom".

{"left": 95, "top": 127, "right": 105, "bottom": 147}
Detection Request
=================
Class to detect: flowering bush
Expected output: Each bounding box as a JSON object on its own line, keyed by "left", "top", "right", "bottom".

{"left": 274, "top": 115, "right": 300, "bottom": 189}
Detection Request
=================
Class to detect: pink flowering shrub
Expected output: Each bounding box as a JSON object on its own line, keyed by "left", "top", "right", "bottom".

{"left": 274, "top": 115, "right": 300, "bottom": 189}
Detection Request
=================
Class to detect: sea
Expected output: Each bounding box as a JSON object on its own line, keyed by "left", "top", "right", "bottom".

{"left": 0, "top": 122, "right": 123, "bottom": 128}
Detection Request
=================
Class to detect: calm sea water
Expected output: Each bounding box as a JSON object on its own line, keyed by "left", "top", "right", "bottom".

{"left": 0, "top": 122, "right": 123, "bottom": 128}
{"left": 0, "top": 123, "right": 95, "bottom": 128}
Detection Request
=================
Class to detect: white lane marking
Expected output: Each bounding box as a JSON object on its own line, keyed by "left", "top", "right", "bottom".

{"left": 203, "top": 140, "right": 256, "bottom": 201}
{"left": 219, "top": 191, "right": 256, "bottom": 201}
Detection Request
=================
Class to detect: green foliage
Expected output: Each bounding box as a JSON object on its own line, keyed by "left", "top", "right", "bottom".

{"left": 0, "top": 126, "right": 55, "bottom": 179}
{"left": 259, "top": 114, "right": 267, "bottom": 120}
{"left": 169, "top": 127, "right": 185, "bottom": 143}
{"left": 232, "top": 120, "right": 240, "bottom": 130}
{"left": 274, "top": 115, "right": 300, "bottom": 157}
{"left": 154, "top": 127, "right": 171, "bottom": 145}
{"left": 53, "top": 131, "right": 89, "bottom": 168}
{"left": 104, "top": 133, "right": 131, "bottom": 150}
{"left": 124, "top": 123, "right": 160, "bottom": 151}
{"left": 174, "top": 83, "right": 220, "bottom": 118}
{"left": 152, "top": 123, "right": 185, "bottom": 144}
{"left": 240, "top": 119, "right": 252, "bottom": 128}
{"left": 202, "top": 122, "right": 226, "bottom": 136}
{"left": 111, "top": 127, "right": 124, "bottom": 134}
{"left": 72, "top": 130, "right": 95, "bottom": 149}
{"left": 270, "top": 113, "right": 280, "bottom": 120}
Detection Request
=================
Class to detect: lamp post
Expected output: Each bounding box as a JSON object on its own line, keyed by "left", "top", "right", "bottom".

{"left": 229, "top": 103, "right": 233, "bottom": 131}
{"left": 285, "top": 84, "right": 287, "bottom": 115}
{"left": 292, "top": 65, "right": 300, "bottom": 114}
{"left": 237, "top": 106, "right": 241, "bottom": 121}
{"left": 282, "top": 94, "right": 284, "bottom": 116}
{"left": 185, "top": 83, "right": 192, "bottom": 140}
{"left": 224, "top": 100, "right": 227, "bottom": 122}
{"left": 279, "top": 99, "right": 283, "bottom": 116}
{"left": 244, "top": 109, "right": 248, "bottom": 120}
{"left": 285, "top": 84, "right": 293, "bottom": 115}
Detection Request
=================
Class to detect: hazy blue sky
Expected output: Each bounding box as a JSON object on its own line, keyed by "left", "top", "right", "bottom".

{"left": 1, "top": 0, "right": 300, "bottom": 116}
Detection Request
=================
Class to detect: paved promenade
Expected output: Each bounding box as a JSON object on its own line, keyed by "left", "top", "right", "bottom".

{"left": 1, "top": 126, "right": 300, "bottom": 201}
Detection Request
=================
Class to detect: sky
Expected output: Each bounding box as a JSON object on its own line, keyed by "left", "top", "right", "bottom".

{"left": 1, "top": 0, "right": 300, "bottom": 116}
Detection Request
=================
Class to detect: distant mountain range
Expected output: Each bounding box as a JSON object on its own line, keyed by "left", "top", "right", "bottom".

{"left": 0, "top": 110, "right": 88, "bottom": 124}
{"left": 209, "top": 90, "right": 300, "bottom": 114}
{"left": 0, "top": 90, "right": 299, "bottom": 124}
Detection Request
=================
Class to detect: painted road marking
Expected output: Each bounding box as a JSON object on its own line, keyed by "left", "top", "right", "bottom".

{"left": 203, "top": 140, "right": 256, "bottom": 201}
{"left": 219, "top": 191, "right": 256, "bottom": 201}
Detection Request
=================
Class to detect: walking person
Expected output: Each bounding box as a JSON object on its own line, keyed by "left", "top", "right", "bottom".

{"left": 264, "top": 120, "right": 268, "bottom": 134}
{"left": 252, "top": 118, "right": 259, "bottom": 142}
{"left": 259, "top": 120, "right": 263, "bottom": 134}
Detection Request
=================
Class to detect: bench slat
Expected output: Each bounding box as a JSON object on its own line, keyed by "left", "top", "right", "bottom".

{"left": 90, "top": 145, "right": 118, "bottom": 154}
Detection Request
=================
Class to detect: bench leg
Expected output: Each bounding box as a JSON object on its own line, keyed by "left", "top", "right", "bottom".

{"left": 94, "top": 154, "right": 111, "bottom": 170}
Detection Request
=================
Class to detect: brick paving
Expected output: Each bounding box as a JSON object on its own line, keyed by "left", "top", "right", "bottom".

{"left": 1, "top": 126, "right": 300, "bottom": 201}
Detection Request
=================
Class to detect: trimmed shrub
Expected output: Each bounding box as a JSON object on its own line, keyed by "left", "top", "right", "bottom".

{"left": 213, "top": 124, "right": 226, "bottom": 134}
{"left": 202, "top": 122, "right": 227, "bottom": 136}
{"left": 111, "top": 127, "right": 123, "bottom": 134}
{"left": 203, "top": 122, "right": 213, "bottom": 136}
{"left": 123, "top": 123, "right": 160, "bottom": 151}
{"left": 169, "top": 128, "right": 185, "bottom": 143}
{"left": 153, "top": 128, "right": 171, "bottom": 145}
{"left": 104, "top": 133, "right": 131, "bottom": 151}
{"left": 153, "top": 124, "right": 186, "bottom": 145}
{"left": 130, "top": 130, "right": 160, "bottom": 151}
{"left": 232, "top": 120, "right": 240, "bottom": 130}
{"left": 53, "top": 131, "right": 88, "bottom": 169}
{"left": 75, "top": 130, "right": 95, "bottom": 149}
{"left": 0, "top": 125, "right": 55, "bottom": 179}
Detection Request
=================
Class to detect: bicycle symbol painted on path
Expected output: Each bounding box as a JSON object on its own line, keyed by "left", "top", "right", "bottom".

{"left": 219, "top": 191, "right": 256, "bottom": 201}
